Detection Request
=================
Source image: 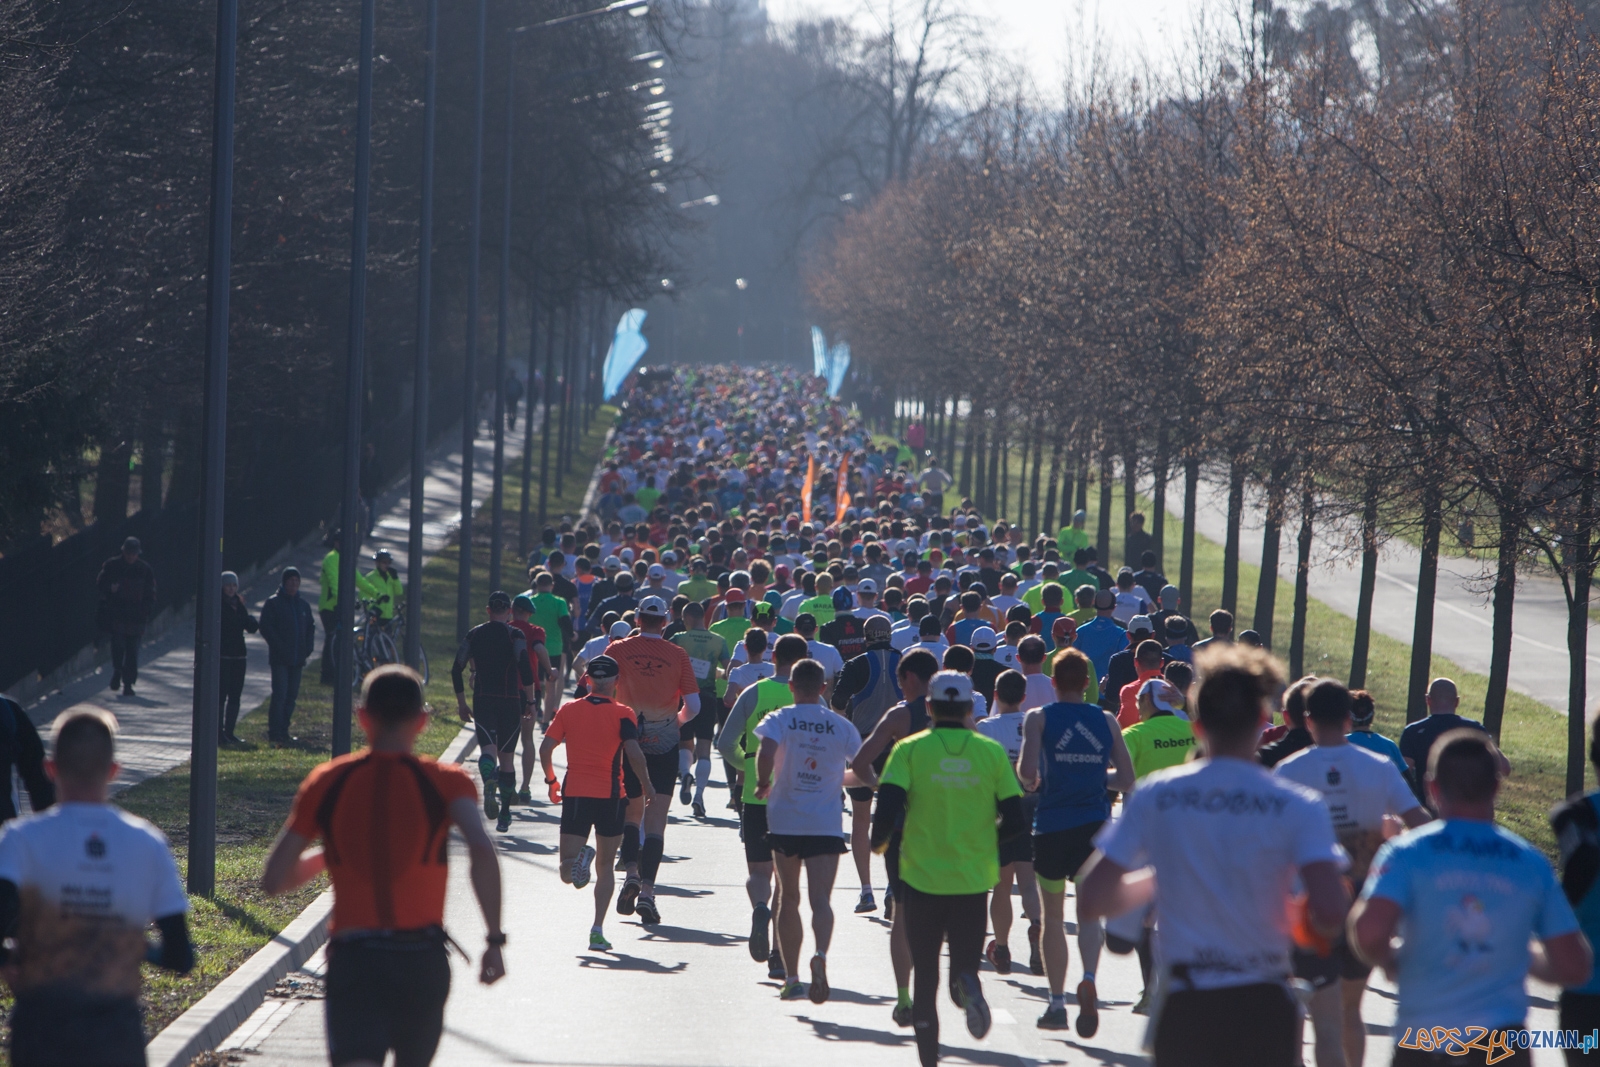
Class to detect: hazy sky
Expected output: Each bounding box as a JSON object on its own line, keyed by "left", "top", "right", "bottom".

{"left": 761, "top": 0, "right": 1223, "bottom": 91}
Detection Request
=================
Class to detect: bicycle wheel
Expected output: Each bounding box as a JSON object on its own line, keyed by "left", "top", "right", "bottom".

{"left": 412, "top": 644, "right": 430, "bottom": 685}
{"left": 371, "top": 629, "right": 399, "bottom": 669}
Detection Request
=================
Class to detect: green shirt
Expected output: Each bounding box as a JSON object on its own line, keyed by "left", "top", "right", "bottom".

{"left": 671, "top": 629, "right": 729, "bottom": 690}
{"left": 1022, "top": 582, "right": 1064, "bottom": 614}
{"left": 1122, "top": 714, "right": 1196, "bottom": 780}
{"left": 879, "top": 725, "right": 1022, "bottom": 895}
{"left": 678, "top": 577, "right": 717, "bottom": 603}
{"left": 709, "top": 616, "right": 753, "bottom": 694}
{"left": 1057, "top": 526, "right": 1090, "bottom": 558}
{"left": 529, "top": 592, "right": 570, "bottom": 654}
{"left": 739, "top": 678, "right": 796, "bottom": 804}
{"left": 634, "top": 485, "right": 661, "bottom": 511}
{"left": 1056, "top": 568, "right": 1097, "bottom": 600}
{"left": 797, "top": 594, "right": 836, "bottom": 626}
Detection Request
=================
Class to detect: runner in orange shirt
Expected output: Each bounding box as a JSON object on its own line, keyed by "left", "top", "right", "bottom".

{"left": 540, "top": 655, "right": 650, "bottom": 951}
{"left": 263, "top": 665, "right": 504, "bottom": 1067}
{"left": 604, "top": 595, "right": 702, "bottom": 925}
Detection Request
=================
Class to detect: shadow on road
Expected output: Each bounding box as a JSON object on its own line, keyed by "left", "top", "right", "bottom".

{"left": 636, "top": 923, "right": 743, "bottom": 947}
{"left": 575, "top": 951, "right": 689, "bottom": 974}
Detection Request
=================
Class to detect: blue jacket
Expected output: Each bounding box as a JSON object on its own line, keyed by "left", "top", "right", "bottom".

{"left": 259, "top": 585, "right": 316, "bottom": 667}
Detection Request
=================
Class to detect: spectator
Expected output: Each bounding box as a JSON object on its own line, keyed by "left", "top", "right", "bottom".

{"left": 220, "top": 570, "right": 259, "bottom": 745}
{"left": 260, "top": 566, "right": 317, "bottom": 745}
{"left": 0, "top": 695, "right": 53, "bottom": 825}
{"left": 96, "top": 536, "right": 156, "bottom": 698}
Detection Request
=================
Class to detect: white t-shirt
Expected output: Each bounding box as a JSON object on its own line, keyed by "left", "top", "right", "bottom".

{"left": 730, "top": 642, "right": 775, "bottom": 667}
{"left": 1020, "top": 672, "right": 1057, "bottom": 712}
{"left": 976, "top": 711, "right": 1027, "bottom": 762}
{"left": 890, "top": 621, "right": 919, "bottom": 651}
{"left": 993, "top": 644, "right": 1021, "bottom": 669}
{"left": 1273, "top": 743, "right": 1419, "bottom": 835}
{"left": 1113, "top": 588, "right": 1155, "bottom": 625}
{"left": 0, "top": 803, "right": 188, "bottom": 929}
{"left": 576, "top": 635, "right": 612, "bottom": 664}
{"left": 1095, "top": 757, "right": 1345, "bottom": 990}
{"left": 754, "top": 703, "right": 862, "bottom": 837}
{"left": 990, "top": 594, "right": 1022, "bottom": 617}
{"left": 911, "top": 638, "right": 950, "bottom": 658}
{"left": 805, "top": 640, "right": 845, "bottom": 681}
{"left": 727, "top": 661, "right": 775, "bottom": 692}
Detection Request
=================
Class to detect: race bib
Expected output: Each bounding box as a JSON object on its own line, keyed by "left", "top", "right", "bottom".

{"left": 638, "top": 716, "right": 681, "bottom": 755}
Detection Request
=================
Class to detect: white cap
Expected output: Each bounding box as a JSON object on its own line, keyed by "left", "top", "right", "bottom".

{"left": 604, "top": 555, "right": 623, "bottom": 570}
{"left": 609, "top": 620, "right": 633, "bottom": 638}
{"left": 662, "top": 551, "right": 677, "bottom": 563}
{"left": 638, "top": 595, "right": 668, "bottom": 617}
{"left": 1128, "top": 614, "right": 1155, "bottom": 635}
{"left": 648, "top": 563, "right": 666, "bottom": 579}
{"left": 928, "top": 671, "right": 973, "bottom": 704}
{"left": 969, "top": 626, "right": 997, "bottom": 651}
{"left": 620, "top": 548, "right": 635, "bottom": 562}
{"left": 857, "top": 578, "right": 877, "bottom": 594}
{"left": 1139, "top": 678, "right": 1185, "bottom": 717}
{"left": 953, "top": 515, "right": 968, "bottom": 528}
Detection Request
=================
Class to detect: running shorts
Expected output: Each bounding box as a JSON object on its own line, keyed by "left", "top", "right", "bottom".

{"left": 624, "top": 748, "right": 679, "bottom": 798}
{"left": 741, "top": 801, "right": 772, "bottom": 863}
{"left": 326, "top": 934, "right": 451, "bottom": 1067}
{"left": 768, "top": 833, "right": 849, "bottom": 860}
{"left": 10, "top": 989, "right": 144, "bottom": 1067}
{"left": 560, "top": 795, "right": 626, "bottom": 839}
{"left": 846, "top": 785, "right": 874, "bottom": 803}
{"left": 1032, "top": 819, "right": 1105, "bottom": 886}
{"left": 679, "top": 689, "right": 720, "bottom": 741}
{"left": 471, "top": 695, "right": 523, "bottom": 754}
{"left": 1154, "top": 982, "right": 1297, "bottom": 1067}
{"left": 999, "top": 795, "right": 1039, "bottom": 867}
{"left": 1291, "top": 934, "right": 1371, "bottom": 990}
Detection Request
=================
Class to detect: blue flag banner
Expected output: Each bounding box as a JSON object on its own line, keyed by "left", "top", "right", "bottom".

{"left": 825, "top": 341, "right": 851, "bottom": 398}
{"left": 603, "top": 309, "right": 649, "bottom": 400}
{"left": 811, "top": 325, "right": 829, "bottom": 379}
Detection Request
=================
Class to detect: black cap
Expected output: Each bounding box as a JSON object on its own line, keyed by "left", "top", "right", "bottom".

{"left": 488, "top": 590, "right": 512, "bottom": 610}
{"left": 122, "top": 536, "right": 141, "bottom": 552}
{"left": 586, "top": 655, "right": 619, "bottom": 679}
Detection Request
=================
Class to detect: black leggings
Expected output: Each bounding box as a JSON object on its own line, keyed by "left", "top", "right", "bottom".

{"left": 1154, "top": 982, "right": 1298, "bottom": 1067}
{"left": 220, "top": 657, "right": 247, "bottom": 735}
{"left": 900, "top": 882, "right": 986, "bottom": 1067}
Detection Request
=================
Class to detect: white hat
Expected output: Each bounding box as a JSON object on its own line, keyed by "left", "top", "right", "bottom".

{"left": 1139, "top": 678, "right": 1186, "bottom": 717}
{"left": 953, "top": 515, "right": 968, "bottom": 528}
{"left": 929, "top": 670, "right": 973, "bottom": 704}
{"left": 662, "top": 550, "right": 677, "bottom": 563}
{"left": 857, "top": 578, "right": 877, "bottom": 594}
{"left": 1128, "top": 614, "right": 1155, "bottom": 636}
{"left": 648, "top": 563, "right": 666, "bottom": 579}
{"left": 969, "top": 626, "right": 997, "bottom": 651}
{"left": 638, "top": 595, "right": 668, "bottom": 617}
{"left": 604, "top": 555, "right": 623, "bottom": 570}
{"left": 609, "top": 620, "right": 633, "bottom": 638}
{"left": 620, "top": 548, "right": 635, "bottom": 562}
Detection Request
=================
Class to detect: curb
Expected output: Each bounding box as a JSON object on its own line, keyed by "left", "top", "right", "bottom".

{"left": 145, "top": 725, "right": 478, "bottom": 1067}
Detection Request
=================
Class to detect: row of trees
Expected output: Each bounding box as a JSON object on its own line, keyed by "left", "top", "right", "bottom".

{"left": 811, "top": 0, "right": 1600, "bottom": 789}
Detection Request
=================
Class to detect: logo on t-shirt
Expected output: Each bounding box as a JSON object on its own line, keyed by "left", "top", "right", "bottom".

{"left": 1326, "top": 767, "right": 1342, "bottom": 787}
{"left": 85, "top": 835, "right": 105, "bottom": 859}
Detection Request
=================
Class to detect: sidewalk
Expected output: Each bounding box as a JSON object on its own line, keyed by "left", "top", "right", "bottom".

{"left": 18, "top": 412, "right": 536, "bottom": 793}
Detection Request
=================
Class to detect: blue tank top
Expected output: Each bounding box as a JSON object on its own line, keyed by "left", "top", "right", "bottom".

{"left": 1034, "top": 701, "right": 1113, "bottom": 833}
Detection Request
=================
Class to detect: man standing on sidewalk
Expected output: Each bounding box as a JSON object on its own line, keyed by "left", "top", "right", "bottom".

{"left": 259, "top": 566, "right": 316, "bottom": 745}
{"left": 96, "top": 536, "right": 155, "bottom": 698}
{"left": 264, "top": 665, "right": 505, "bottom": 1067}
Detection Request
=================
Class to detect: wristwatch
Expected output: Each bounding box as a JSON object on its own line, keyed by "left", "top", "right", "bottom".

{"left": 486, "top": 932, "right": 508, "bottom": 947}
{"left": 545, "top": 777, "right": 558, "bottom": 785}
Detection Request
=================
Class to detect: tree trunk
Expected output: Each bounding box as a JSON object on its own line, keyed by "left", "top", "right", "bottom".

{"left": 1221, "top": 458, "right": 1245, "bottom": 614}
{"left": 1289, "top": 487, "right": 1314, "bottom": 679}
{"left": 1152, "top": 426, "right": 1169, "bottom": 567}
{"left": 1122, "top": 451, "right": 1137, "bottom": 564}
{"left": 537, "top": 302, "right": 558, "bottom": 528}
{"left": 1482, "top": 501, "right": 1519, "bottom": 740}
{"left": 1061, "top": 456, "right": 1075, "bottom": 535}
{"left": 1041, "top": 436, "right": 1062, "bottom": 541}
{"left": 1181, "top": 458, "right": 1199, "bottom": 613}
{"left": 1096, "top": 451, "right": 1113, "bottom": 566}
{"left": 1405, "top": 484, "right": 1443, "bottom": 723}
{"left": 1349, "top": 477, "right": 1380, "bottom": 689}
{"left": 1254, "top": 471, "right": 1286, "bottom": 649}
{"left": 94, "top": 438, "right": 133, "bottom": 527}
{"left": 1075, "top": 457, "right": 1089, "bottom": 513}
{"left": 519, "top": 296, "right": 540, "bottom": 561}
{"left": 988, "top": 426, "right": 1003, "bottom": 517}
{"left": 1567, "top": 470, "right": 1595, "bottom": 796}
{"left": 943, "top": 396, "right": 959, "bottom": 465}
{"left": 958, "top": 406, "right": 977, "bottom": 498}
{"left": 1028, "top": 426, "right": 1044, "bottom": 538}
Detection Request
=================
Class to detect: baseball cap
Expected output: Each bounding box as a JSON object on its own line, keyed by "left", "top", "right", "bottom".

{"left": 648, "top": 563, "right": 666, "bottom": 579}
{"left": 661, "top": 551, "right": 677, "bottom": 564}
{"left": 122, "top": 536, "right": 141, "bottom": 552}
{"left": 512, "top": 593, "right": 535, "bottom": 613}
{"left": 586, "top": 655, "right": 620, "bottom": 680}
{"left": 488, "top": 590, "right": 513, "bottom": 611}
{"left": 1139, "top": 678, "right": 1184, "bottom": 715}
{"left": 609, "top": 620, "right": 632, "bottom": 638}
{"left": 969, "top": 626, "right": 997, "bottom": 651}
{"left": 857, "top": 578, "right": 877, "bottom": 594}
{"left": 620, "top": 547, "right": 634, "bottom": 562}
{"left": 723, "top": 588, "right": 747, "bottom": 603}
{"left": 1052, "top": 616, "right": 1078, "bottom": 644}
{"left": 864, "top": 615, "right": 892, "bottom": 635}
{"left": 1093, "top": 588, "right": 1117, "bottom": 611}
{"left": 774, "top": 564, "right": 791, "bottom": 579}
{"left": 832, "top": 586, "right": 857, "bottom": 610}
{"left": 1160, "top": 584, "right": 1181, "bottom": 610}
{"left": 603, "top": 555, "right": 623, "bottom": 571}
{"left": 1128, "top": 614, "right": 1154, "bottom": 636}
{"left": 929, "top": 671, "right": 974, "bottom": 704}
{"left": 638, "top": 596, "right": 668, "bottom": 617}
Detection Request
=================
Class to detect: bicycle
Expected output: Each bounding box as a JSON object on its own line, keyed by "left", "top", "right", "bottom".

{"left": 352, "top": 599, "right": 429, "bottom": 687}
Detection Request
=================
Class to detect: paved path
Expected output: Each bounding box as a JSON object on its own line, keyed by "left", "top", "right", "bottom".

{"left": 19, "top": 412, "right": 536, "bottom": 793}
{"left": 225, "top": 754, "right": 1570, "bottom": 1067}
{"left": 1155, "top": 472, "right": 1600, "bottom": 716}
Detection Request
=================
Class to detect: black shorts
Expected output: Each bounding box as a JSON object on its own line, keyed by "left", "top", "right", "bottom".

{"left": 471, "top": 695, "right": 523, "bottom": 754}
{"left": 560, "top": 795, "right": 626, "bottom": 839}
{"left": 846, "top": 785, "right": 874, "bottom": 803}
{"left": 1033, "top": 819, "right": 1105, "bottom": 883}
{"left": 624, "top": 748, "right": 679, "bottom": 798}
{"left": 768, "top": 833, "right": 849, "bottom": 859}
{"left": 680, "top": 689, "right": 720, "bottom": 741}
{"left": 327, "top": 936, "right": 451, "bottom": 1067}
{"left": 1154, "top": 982, "right": 1298, "bottom": 1067}
{"left": 999, "top": 795, "right": 1039, "bottom": 867}
{"left": 742, "top": 802, "right": 772, "bottom": 863}
{"left": 1291, "top": 935, "right": 1371, "bottom": 989}
{"left": 10, "top": 989, "right": 143, "bottom": 1067}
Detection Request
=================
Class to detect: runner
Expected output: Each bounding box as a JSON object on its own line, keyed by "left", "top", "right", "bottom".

{"left": 829, "top": 614, "right": 901, "bottom": 914}
{"left": 0, "top": 708, "right": 191, "bottom": 1067}
{"left": 263, "top": 666, "right": 505, "bottom": 1067}
{"left": 871, "top": 670, "right": 1027, "bottom": 1067}
{"left": 1551, "top": 718, "right": 1600, "bottom": 1063}
{"left": 717, "top": 633, "right": 810, "bottom": 980}
{"left": 1351, "top": 729, "right": 1589, "bottom": 1067}
{"left": 509, "top": 594, "right": 554, "bottom": 804}
{"left": 975, "top": 669, "right": 1043, "bottom": 977}
{"left": 1015, "top": 647, "right": 1134, "bottom": 1033}
{"left": 671, "top": 601, "right": 730, "bottom": 818}
{"left": 1078, "top": 645, "right": 1349, "bottom": 1067}
{"left": 1273, "top": 678, "right": 1430, "bottom": 1067}
{"left": 527, "top": 571, "right": 575, "bottom": 725}
{"left": 605, "top": 595, "right": 702, "bottom": 925}
{"left": 752, "top": 658, "right": 862, "bottom": 1001}
{"left": 451, "top": 590, "right": 535, "bottom": 833}
{"left": 539, "top": 655, "right": 650, "bottom": 951}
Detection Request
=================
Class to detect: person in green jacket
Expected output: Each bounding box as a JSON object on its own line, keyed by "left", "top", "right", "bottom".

{"left": 364, "top": 549, "right": 404, "bottom": 622}
{"left": 318, "top": 539, "right": 381, "bottom": 683}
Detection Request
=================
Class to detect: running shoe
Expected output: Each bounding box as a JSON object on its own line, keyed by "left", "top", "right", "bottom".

{"left": 854, "top": 890, "right": 877, "bottom": 914}
{"left": 985, "top": 939, "right": 1012, "bottom": 975}
{"left": 1036, "top": 1005, "right": 1070, "bottom": 1030}
{"left": 883, "top": 886, "right": 894, "bottom": 922}
{"left": 767, "top": 948, "right": 785, "bottom": 980}
{"left": 779, "top": 981, "right": 806, "bottom": 1001}
{"left": 808, "top": 956, "right": 830, "bottom": 1004}
{"left": 495, "top": 809, "right": 511, "bottom": 833}
{"left": 636, "top": 896, "right": 661, "bottom": 925}
{"left": 588, "top": 930, "right": 613, "bottom": 951}
{"left": 1131, "top": 989, "right": 1151, "bottom": 1015}
{"left": 953, "top": 972, "right": 990, "bottom": 1039}
{"left": 892, "top": 1003, "right": 914, "bottom": 1028}
{"left": 616, "top": 877, "right": 641, "bottom": 916}
{"left": 692, "top": 799, "right": 706, "bottom": 820}
{"left": 517, "top": 787, "right": 533, "bottom": 806}
{"left": 1028, "top": 923, "right": 1043, "bottom": 976}
{"left": 1075, "top": 978, "right": 1099, "bottom": 1037}
{"left": 749, "top": 902, "right": 771, "bottom": 962}
{"left": 571, "top": 845, "right": 596, "bottom": 889}
{"left": 679, "top": 772, "right": 694, "bottom": 804}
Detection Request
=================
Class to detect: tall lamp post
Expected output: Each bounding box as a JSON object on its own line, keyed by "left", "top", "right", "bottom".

{"left": 456, "top": 0, "right": 487, "bottom": 642}
{"left": 735, "top": 276, "right": 748, "bottom": 363}
{"left": 187, "top": 0, "right": 239, "bottom": 897}
{"left": 405, "top": 0, "right": 439, "bottom": 671}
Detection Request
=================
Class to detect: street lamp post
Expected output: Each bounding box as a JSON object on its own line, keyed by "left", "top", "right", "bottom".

{"left": 457, "top": 0, "right": 487, "bottom": 643}
{"left": 406, "top": 0, "right": 438, "bottom": 671}
{"left": 187, "top": 0, "right": 239, "bottom": 897}
{"left": 735, "top": 276, "right": 748, "bottom": 363}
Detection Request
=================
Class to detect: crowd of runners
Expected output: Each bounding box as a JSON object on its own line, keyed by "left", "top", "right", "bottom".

{"left": 7, "top": 363, "right": 1600, "bottom": 1067}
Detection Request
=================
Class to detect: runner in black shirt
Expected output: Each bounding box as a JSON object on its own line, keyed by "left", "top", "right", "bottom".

{"left": 453, "top": 591, "right": 534, "bottom": 833}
